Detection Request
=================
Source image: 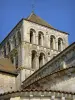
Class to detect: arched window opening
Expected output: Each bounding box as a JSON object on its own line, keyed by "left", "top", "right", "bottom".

{"left": 13, "top": 36, "right": 16, "bottom": 48}
{"left": 30, "top": 31, "right": 33, "bottom": 43}
{"left": 38, "top": 33, "right": 41, "bottom": 45}
{"left": 58, "top": 38, "right": 63, "bottom": 51}
{"left": 17, "top": 31, "right": 21, "bottom": 44}
{"left": 30, "top": 29, "right": 35, "bottom": 44}
{"left": 38, "top": 32, "right": 44, "bottom": 46}
{"left": 39, "top": 53, "right": 45, "bottom": 68}
{"left": 15, "top": 55, "right": 18, "bottom": 69}
{"left": 7, "top": 42, "right": 11, "bottom": 53}
{"left": 50, "top": 35, "right": 55, "bottom": 49}
{"left": 4, "top": 45, "right": 6, "bottom": 57}
{"left": 32, "top": 50, "right": 37, "bottom": 69}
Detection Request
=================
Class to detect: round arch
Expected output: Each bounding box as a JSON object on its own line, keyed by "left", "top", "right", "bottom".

{"left": 7, "top": 41, "right": 11, "bottom": 53}
{"left": 31, "top": 50, "right": 37, "bottom": 69}
{"left": 38, "top": 31, "right": 44, "bottom": 46}
{"left": 30, "top": 28, "right": 36, "bottom": 44}
{"left": 27, "top": 26, "right": 36, "bottom": 34}
{"left": 17, "top": 30, "right": 21, "bottom": 44}
{"left": 58, "top": 37, "right": 63, "bottom": 51}
{"left": 50, "top": 35, "right": 56, "bottom": 49}
{"left": 39, "top": 52, "right": 45, "bottom": 68}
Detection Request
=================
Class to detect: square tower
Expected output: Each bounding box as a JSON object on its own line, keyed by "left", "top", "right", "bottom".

{"left": 0, "top": 13, "right": 69, "bottom": 87}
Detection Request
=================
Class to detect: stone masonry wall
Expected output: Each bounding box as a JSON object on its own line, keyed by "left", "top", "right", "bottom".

{"left": 0, "top": 73, "right": 16, "bottom": 93}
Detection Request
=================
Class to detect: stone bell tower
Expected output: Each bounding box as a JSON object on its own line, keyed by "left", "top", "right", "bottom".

{"left": 0, "top": 12, "right": 68, "bottom": 89}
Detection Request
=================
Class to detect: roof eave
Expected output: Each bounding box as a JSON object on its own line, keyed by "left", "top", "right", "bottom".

{"left": 0, "top": 70, "right": 18, "bottom": 76}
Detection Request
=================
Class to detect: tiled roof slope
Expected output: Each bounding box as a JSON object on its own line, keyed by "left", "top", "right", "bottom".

{"left": 0, "top": 13, "right": 68, "bottom": 47}
{"left": 26, "top": 12, "right": 53, "bottom": 28}
{"left": 24, "top": 66, "right": 75, "bottom": 90}
{"left": 0, "top": 58, "right": 17, "bottom": 75}
{"left": 0, "top": 89, "right": 75, "bottom": 96}
{"left": 26, "top": 12, "right": 68, "bottom": 34}
{"left": 23, "top": 42, "right": 75, "bottom": 85}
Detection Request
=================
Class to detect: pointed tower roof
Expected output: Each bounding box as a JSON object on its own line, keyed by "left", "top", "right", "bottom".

{"left": 26, "top": 12, "right": 53, "bottom": 28}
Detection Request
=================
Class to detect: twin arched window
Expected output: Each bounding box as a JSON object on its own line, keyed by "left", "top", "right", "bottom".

{"left": 13, "top": 31, "right": 21, "bottom": 48}
{"left": 30, "top": 29, "right": 44, "bottom": 46}
{"left": 50, "top": 35, "right": 63, "bottom": 51}
{"left": 3, "top": 42, "right": 10, "bottom": 57}
{"left": 31, "top": 50, "right": 45, "bottom": 69}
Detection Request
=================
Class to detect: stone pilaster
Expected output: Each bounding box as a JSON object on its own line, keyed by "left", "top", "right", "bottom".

{"left": 36, "top": 33, "right": 39, "bottom": 45}
{"left": 56, "top": 39, "right": 58, "bottom": 51}
{"left": 21, "top": 43, "right": 25, "bottom": 67}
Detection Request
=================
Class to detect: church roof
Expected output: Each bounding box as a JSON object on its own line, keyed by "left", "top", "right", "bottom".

{"left": 23, "top": 42, "right": 75, "bottom": 88}
{"left": 25, "top": 12, "right": 68, "bottom": 34}
{"left": 0, "top": 13, "right": 68, "bottom": 47}
{"left": 24, "top": 66, "right": 75, "bottom": 90}
{"left": 26, "top": 12, "right": 53, "bottom": 29}
{"left": 0, "top": 58, "right": 17, "bottom": 75}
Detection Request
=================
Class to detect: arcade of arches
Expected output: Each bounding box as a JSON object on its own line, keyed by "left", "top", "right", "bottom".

{"left": 30, "top": 29, "right": 63, "bottom": 51}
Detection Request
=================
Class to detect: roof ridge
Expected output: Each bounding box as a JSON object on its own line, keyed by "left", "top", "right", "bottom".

{"left": 27, "top": 12, "right": 36, "bottom": 19}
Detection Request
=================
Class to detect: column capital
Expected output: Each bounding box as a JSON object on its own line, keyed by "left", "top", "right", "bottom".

{"left": 36, "top": 54, "right": 39, "bottom": 58}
